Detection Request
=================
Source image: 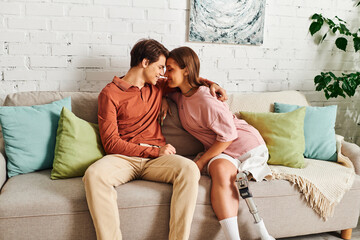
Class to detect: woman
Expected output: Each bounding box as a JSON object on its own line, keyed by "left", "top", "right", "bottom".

{"left": 163, "top": 47, "right": 273, "bottom": 240}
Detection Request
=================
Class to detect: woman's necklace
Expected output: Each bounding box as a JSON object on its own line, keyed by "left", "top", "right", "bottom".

{"left": 183, "top": 87, "right": 194, "bottom": 95}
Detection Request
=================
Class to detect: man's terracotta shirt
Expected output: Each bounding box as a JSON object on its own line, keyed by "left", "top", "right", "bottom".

{"left": 98, "top": 76, "right": 167, "bottom": 158}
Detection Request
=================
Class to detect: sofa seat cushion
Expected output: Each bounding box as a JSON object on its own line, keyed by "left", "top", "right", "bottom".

{"left": 0, "top": 170, "right": 88, "bottom": 218}
{"left": 0, "top": 169, "right": 173, "bottom": 218}
{"left": 1, "top": 169, "right": 359, "bottom": 219}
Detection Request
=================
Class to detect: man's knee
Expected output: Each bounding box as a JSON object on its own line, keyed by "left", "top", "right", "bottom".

{"left": 83, "top": 161, "right": 107, "bottom": 186}
{"left": 176, "top": 156, "right": 200, "bottom": 182}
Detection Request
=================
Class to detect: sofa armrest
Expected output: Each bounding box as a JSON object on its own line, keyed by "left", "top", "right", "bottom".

{"left": 0, "top": 151, "right": 6, "bottom": 191}
{"left": 341, "top": 141, "right": 360, "bottom": 175}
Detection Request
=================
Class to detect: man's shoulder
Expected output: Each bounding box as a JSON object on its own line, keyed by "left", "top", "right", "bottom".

{"left": 99, "top": 82, "right": 120, "bottom": 97}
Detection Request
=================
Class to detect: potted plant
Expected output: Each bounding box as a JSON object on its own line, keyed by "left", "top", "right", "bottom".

{"left": 308, "top": 2, "right": 360, "bottom": 99}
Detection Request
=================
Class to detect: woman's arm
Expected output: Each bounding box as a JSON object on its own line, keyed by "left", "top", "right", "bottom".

{"left": 195, "top": 140, "right": 233, "bottom": 172}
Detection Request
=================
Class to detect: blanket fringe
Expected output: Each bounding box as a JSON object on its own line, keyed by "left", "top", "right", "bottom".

{"left": 272, "top": 172, "right": 334, "bottom": 221}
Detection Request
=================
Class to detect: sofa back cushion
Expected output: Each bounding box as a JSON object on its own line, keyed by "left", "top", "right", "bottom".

{"left": 0, "top": 97, "right": 71, "bottom": 177}
{"left": 0, "top": 90, "right": 310, "bottom": 161}
{"left": 227, "top": 90, "right": 309, "bottom": 115}
{"left": 161, "top": 99, "right": 204, "bottom": 156}
{"left": 0, "top": 91, "right": 99, "bottom": 161}
{"left": 3, "top": 91, "right": 99, "bottom": 124}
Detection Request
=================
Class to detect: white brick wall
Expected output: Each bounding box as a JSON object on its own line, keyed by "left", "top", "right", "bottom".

{"left": 0, "top": 0, "right": 359, "bottom": 145}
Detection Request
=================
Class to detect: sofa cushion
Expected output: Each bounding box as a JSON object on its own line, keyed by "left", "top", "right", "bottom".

{"left": 3, "top": 91, "right": 99, "bottom": 124}
{"left": 0, "top": 170, "right": 173, "bottom": 218}
{"left": 1, "top": 169, "right": 359, "bottom": 220}
{"left": 274, "top": 103, "right": 337, "bottom": 161}
{"left": 51, "top": 107, "right": 105, "bottom": 180}
{"left": 0, "top": 97, "right": 71, "bottom": 177}
{"left": 226, "top": 90, "right": 309, "bottom": 114}
{"left": 161, "top": 99, "right": 204, "bottom": 156}
{"left": 240, "top": 108, "right": 306, "bottom": 168}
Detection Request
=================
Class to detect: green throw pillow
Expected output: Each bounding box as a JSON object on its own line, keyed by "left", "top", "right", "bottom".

{"left": 0, "top": 97, "right": 71, "bottom": 177}
{"left": 274, "top": 102, "right": 337, "bottom": 161}
{"left": 51, "top": 107, "right": 105, "bottom": 179}
{"left": 240, "top": 107, "right": 306, "bottom": 168}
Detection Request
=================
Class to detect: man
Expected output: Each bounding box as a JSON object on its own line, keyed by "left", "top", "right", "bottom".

{"left": 83, "top": 39, "right": 227, "bottom": 240}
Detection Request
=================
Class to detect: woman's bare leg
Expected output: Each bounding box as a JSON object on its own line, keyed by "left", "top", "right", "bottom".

{"left": 208, "top": 158, "right": 239, "bottom": 220}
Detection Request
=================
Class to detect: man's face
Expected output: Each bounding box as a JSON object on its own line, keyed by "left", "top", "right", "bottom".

{"left": 143, "top": 55, "right": 166, "bottom": 85}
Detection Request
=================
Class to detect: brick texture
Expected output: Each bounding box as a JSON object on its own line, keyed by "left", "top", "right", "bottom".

{"left": 0, "top": 0, "right": 359, "bottom": 144}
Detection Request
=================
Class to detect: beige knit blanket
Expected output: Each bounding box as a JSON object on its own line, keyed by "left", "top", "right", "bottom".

{"left": 269, "top": 136, "right": 355, "bottom": 221}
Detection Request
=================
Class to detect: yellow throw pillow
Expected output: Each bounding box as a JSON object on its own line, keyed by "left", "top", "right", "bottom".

{"left": 240, "top": 107, "right": 306, "bottom": 168}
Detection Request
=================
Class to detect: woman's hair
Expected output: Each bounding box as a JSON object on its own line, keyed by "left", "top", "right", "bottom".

{"left": 130, "top": 39, "right": 169, "bottom": 68}
{"left": 168, "top": 47, "right": 202, "bottom": 87}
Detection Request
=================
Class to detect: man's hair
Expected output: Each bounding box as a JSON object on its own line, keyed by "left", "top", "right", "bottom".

{"left": 130, "top": 39, "right": 169, "bottom": 68}
{"left": 168, "top": 47, "right": 202, "bottom": 87}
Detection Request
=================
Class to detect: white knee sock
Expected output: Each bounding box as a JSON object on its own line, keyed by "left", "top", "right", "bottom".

{"left": 219, "top": 216, "right": 241, "bottom": 240}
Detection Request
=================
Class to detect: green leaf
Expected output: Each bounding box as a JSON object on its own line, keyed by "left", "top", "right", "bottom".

{"left": 324, "top": 90, "right": 330, "bottom": 99}
{"left": 328, "top": 72, "right": 336, "bottom": 79}
{"left": 316, "top": 84, "right": 325, "bottom": 91}
{"left": 353, "top": 37, "right": 360, "bottom": 52}
{"left": 326, "top": 19, "right": 335, "bottom": 27}
{"left": 338, "top": 23, "right": 345, "bottom": 34}
{"left": 333, "top": 81, "right": 346, "bottom": 98}
{"left": 335, "top": 16, "right": 346, "bottom": 23}
{"left": 324, "top": 76, "right": 332, "bottom": 85}
{"left": 321, "top": 33, "right": 328, "bottom": 42}
{"left": 309, "top": 22, "right": 323, "bottom": 35}
{"left": 314, "top": 75, "right": 323, "bottom": 84}
{"left": 311, "top": 13, "right": 321, "bottom": 20}
{"left": 341, "top": 79, "right": 354, "bottom": 97}
{"left": 335, "top": 37, "right": 348, "bottom": 51}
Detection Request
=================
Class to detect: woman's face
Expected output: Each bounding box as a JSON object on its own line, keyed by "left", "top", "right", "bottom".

{"left": 165, "top": 58, "right": 187, "bottom": 88}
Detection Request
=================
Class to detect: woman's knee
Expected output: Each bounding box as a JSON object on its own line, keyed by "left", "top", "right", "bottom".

{"left": 209, "top": 159, "right": 237, "bottom": 183}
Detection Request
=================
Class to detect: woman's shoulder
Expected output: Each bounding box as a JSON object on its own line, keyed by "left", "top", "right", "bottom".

{"left": 196, "top": 86, "right": 215, "bottom": 98}
{"left": 195, "top": 86, "right": 222, "bottom": 103}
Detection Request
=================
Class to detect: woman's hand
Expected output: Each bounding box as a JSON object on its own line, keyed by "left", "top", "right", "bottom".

{"left": 195, "top": 159, "right": 208, "bottom": 175}
{"left": 159, "top": 97, "right": 172, "bottom": 126}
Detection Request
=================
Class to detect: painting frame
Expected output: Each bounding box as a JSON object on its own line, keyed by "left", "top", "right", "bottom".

{"left": 189, "top": 0, "right": 266, "bottom": 45}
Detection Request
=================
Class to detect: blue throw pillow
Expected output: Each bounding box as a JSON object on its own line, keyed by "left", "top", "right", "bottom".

{"left": 274, "top": 102, "right": 337, "bottom": 161}
{"left": 0, "top": 97, "right": 71, "bottom": 177}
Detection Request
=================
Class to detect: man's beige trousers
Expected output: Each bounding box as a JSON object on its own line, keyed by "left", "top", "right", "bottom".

{"left": 83, "top": 154, "right": 200, "bottom": 240}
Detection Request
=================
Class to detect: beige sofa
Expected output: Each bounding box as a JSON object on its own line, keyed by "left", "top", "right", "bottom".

{"left": 0, "top": 90, "right": 359, "bottom": 240}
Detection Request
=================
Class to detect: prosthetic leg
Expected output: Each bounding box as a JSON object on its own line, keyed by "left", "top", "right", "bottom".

{"left": 236, "top": 171, "right": 275, "bottom": 240}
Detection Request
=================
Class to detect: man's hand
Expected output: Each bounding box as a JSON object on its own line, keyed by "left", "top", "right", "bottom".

{"left": 210, "top": 83, "right": 228, "bottom": 102}
{"left": 159, "top": 144, "right": 176, "bottom": 156}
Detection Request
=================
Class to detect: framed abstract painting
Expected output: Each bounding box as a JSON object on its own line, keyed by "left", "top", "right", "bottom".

{"left": 189, "top": 0, "right": 266, "bottom": 45}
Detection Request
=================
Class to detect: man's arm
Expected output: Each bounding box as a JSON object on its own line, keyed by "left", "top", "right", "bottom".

{"left": 98, "top": 92, "right": 160, "bottom": 158}
{"left": 199, "top": 77, "right": 228, "bottom": 101}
